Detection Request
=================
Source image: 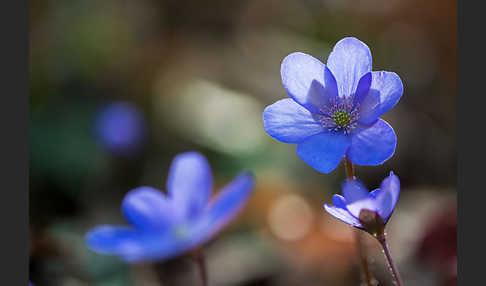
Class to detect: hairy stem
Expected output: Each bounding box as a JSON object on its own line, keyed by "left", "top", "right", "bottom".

{"left": 344, "top": 157, "right": 374, "bottom": 286}
{"left": 377, "top": 233, "right": 403, "bottom": 286}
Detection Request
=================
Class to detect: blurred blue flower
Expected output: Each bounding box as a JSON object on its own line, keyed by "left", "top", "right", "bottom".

{"left": 324, "top": 171, "right": 400, "bottom": 235}
{"left": 85, "top": 152, "right": 254, "bottom": 262}
{"left": 95, "top": 101, "right": 146, "bottom": 156}
{"left": 29, "top": 282, "right": 34, "bottom": 286}
{"left": 263, "top": 37, "right": 403, "bottom": 173}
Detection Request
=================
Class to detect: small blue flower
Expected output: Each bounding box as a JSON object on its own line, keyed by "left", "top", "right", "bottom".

{"left": 95, "top": 101, "right": 146, "bottom": 156}
{"left": 263, "top": 37, "right": 403, "bottom": 173}
{"left": 324, "top": 171, "right": 400, "bottom": 235}
{"left": 85, "top": 152, "right": 254, "bottom": 262}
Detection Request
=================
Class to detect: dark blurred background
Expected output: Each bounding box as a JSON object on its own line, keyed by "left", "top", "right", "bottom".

{"left": 29, "top": 0, "right": 456, "bottom": 285}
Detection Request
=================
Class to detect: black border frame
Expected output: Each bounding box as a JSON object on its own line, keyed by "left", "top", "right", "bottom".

{"left": 1, "top": 0, "right": 29, "bottom": 284}
{"left": 457, "top": 0, "right": 484, "bottom": 285}
{"left": 2, "top": 0, "right": 478, "bottom": 284}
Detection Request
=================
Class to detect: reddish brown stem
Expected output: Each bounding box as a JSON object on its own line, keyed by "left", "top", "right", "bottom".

{"left": 191, "top": 249, "right": 208, "bottom": 286}
{"left": 377, "top": 233, "right": 404, "bottom": 286}
{"left": 344, "top": 157, "right": 356, "bottom": 180}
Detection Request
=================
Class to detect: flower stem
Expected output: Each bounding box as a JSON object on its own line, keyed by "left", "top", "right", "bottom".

{"left": 344, "top": 157, "right": 374, "bottom": 286}
{"left": 377, "top": 233, "right": 403, "bottom": 286}
{"left": 344, "top": 157, "right": 355, "bottom": 181}
{"left": 191, "top": 249, "right": 208, "bottom": 286}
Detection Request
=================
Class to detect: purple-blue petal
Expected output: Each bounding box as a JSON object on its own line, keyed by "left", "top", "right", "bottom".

{"left": 357, "top": 71, "right": 404, "bottom": 125}
{"left": 296, "top": 131, "right": 351, "bottom": 174}
{"left": 262, "top": 98, "right": 325, "bottom": 143}
{"left": 353, "top": 72, "right": 372, "bottom": 107}
{"left": 324, "top": 204, "right": 362, "bottom": 228}
{"left": 376, "top": 171, "right": 400, "bottom": 222}
{"left": 86, "top": 225, "right": 199, "bottom": 262}
{"left": 341, "top": 179, "right": 369, "bottom": 203}
{"left": 195, "top": 172, "right": 254, "bottom": 243}
{"left": 326, "top": 37, "right": 372, "bottom": 98}
{"left": 332, "top": 194, "right": 347, "bottom": 209}
{"left": 119, "top": 232, "right": 193, "bottom": 263}
{"left": 306, "top": 70, "right": 339, "bottom": 113}
{"left": 85, "top": 225, "right": 142, "bottom": 256}
{"left": 281, "top": 52, "right": 338, "bottom": 114}
{"left": 166, "top": 152, "right": 213, "bottom": 219}
{"left": 121, "top": 186, "right": 176, "bottom": 231}
{"left": 347, "top": 119, "right": 396, "bottom": 166}
{"left": 346, "top": 198, "right": 379, "bottom": 219}
{"left": 369, "top": 188, "right": 381, "bottom": 199}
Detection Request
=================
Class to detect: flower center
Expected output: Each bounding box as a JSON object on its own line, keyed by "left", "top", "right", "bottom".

{"left": 332, "top": 110, "right": 351, "bottom": 127}
{"left": 319, "top": 95, "right": 359, "bottom": 134}
{"left": 173, "top": 225, "right": 189, "bottom": 239}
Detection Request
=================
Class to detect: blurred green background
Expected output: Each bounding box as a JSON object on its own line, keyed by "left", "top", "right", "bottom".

{"left": 29, "top": 0, "right": 456, "bottom": 285}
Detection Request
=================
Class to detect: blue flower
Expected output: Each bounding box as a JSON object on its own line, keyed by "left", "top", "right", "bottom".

{"left": 95, "top": 101, "right": 146, "bottom": 156}
{"left": 324, "top": 171, "right": 400, "bottom": 236}
{"left": 263, "top": 37, "right": 403, "bottom": 173}
{"left": 85, "top": 152, "right": 254, "bottom": 262}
